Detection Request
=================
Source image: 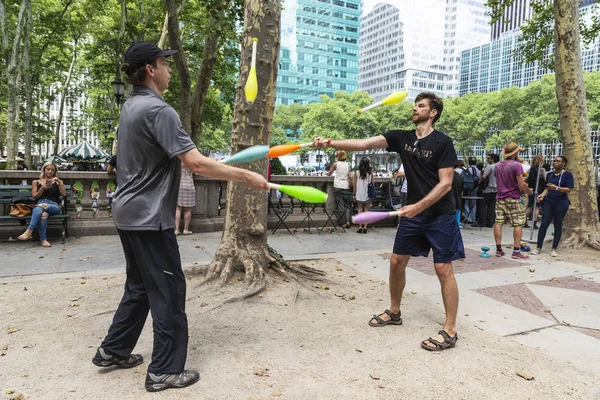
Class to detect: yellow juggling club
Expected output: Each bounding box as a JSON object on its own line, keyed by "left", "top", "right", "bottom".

{"left": 357, "top": 90, "right": 408, "bottom": 113}
{"left": 245, "top": 38, "right": 259, "bottom": 103}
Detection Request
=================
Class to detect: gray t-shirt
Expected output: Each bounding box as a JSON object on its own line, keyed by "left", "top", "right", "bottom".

{"left": 483, "top": 163, "right": 497, "bottom": 193}
{"left": 112, "top": 86, "right": 196, "bottom": 230}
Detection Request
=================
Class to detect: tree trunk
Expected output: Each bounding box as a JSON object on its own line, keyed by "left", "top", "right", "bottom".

{"left": 554, "top": 0, "right": 600, "bottom": 249}
{"left": 203, "top": 0, "right": 281, "bottom": 290}
{"left": 53, "top": 40, "right": 77, "bottom": 156}
{"left": 23, "top": 4, "right": 32, "bottom": 167}
{"left": 164, "top": 0, "right": 192, "bottom": 133}
{"left": 157, "top": 11, "right": 168, "bottom": 49}
{"left": 3, "top": 0, "right": 29, "bottom": 170}
{"left": 190, "top": 0, "right": 228, "bottom": 144}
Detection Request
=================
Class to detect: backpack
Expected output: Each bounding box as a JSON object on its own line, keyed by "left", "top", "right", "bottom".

{"left": 470, "top": 166, "right": 480, "bottom": 188}
{"left": 460, "top": 168, "right": 475, "bottom": 191}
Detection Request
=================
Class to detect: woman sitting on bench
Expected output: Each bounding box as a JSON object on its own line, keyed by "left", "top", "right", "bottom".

{"left": 17, "top": 161, "right": 66, "bottom": 247}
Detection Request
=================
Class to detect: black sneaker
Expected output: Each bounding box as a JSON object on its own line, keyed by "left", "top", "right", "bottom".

{"left": 92, "top": 347, "right": 144, "bottom": 368}
{"left": 145, "top": 370, "right": 200, "bottom": 392}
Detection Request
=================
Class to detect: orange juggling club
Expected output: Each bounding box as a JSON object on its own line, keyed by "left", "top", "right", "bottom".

{"left": 267, "top": 142, "right": 313, "bottom": 158}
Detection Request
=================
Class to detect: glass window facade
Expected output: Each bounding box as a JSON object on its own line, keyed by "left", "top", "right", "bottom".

{"left": 276, "top": 0, "right": 360, "bottom": 105}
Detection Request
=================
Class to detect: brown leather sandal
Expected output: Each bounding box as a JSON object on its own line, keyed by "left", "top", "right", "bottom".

{"left": 368, "top": 309, "right": 402, "bottom": 327}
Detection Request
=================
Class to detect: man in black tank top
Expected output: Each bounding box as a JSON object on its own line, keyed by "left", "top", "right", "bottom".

{"left": 313, "top": 92, "right": 462, "bottom": 352}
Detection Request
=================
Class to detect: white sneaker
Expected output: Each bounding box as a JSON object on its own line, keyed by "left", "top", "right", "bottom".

{"left": 531, "top": 249, "right": 539, "bottom": 255}
{"left": 550, "top": 250, "right": 558, "bottom": 257}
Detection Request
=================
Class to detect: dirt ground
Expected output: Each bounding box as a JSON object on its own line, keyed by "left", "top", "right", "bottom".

{"left": 1, "top": 259, "right": 599, "bottom": 400}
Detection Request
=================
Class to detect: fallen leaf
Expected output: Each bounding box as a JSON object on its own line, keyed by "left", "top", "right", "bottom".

{"left": 349, "top": 275, "right": 356, "bottom": 278}
{"left": 544, "top": 309, "right": 551, "bottom": 313}
{"left": 349, "top": 295, "right": 356, "bottom": 300}
{"left": 253, "top": 367, "right": 270, "bottom": 377}
{"left": 272, "top": 389, "right": 281, "bottom": 396}
{"left": 200, "top": 302, "right": 209, "bottom": 307}
{"left": 551, "top": 277, "right": 558, "bottom": 281}
{"left": 22, "top": 343, "right": 36, "bottom": 349}
{"left": 5, "top": 390, "right": 14, "bottom": 395}
{"left": 479, "top": 320, "right": 486, "bottom": 323}
{"left": 377, "top": 384, "right": 385, "bottom": 389}
{"left": 23, "top": 287, "right": 27, "bottom": 291}
{"left": 529, "top": 269, "right": 536, "bottom": 273}
{"left": 369, "top": 373, "right": 380, "bottom": 380}
{"left": 0, "top": 352, "right": 5, "bottom": 356}
{"left": 334, "top": 293, "right": 345, "bottom": 297}
{"left": 70, "top": 296, "right": 82, "bottom": 302}
{"left": 69, "top": 303, "right": 80, "bottom": 307}
{"left": 464, "top": 314, "right": 469, "bottom": 317}
{"left": 516, "top": 370, "right": 534, "bottom": 380}
{"left": 411, "top": 291, "right": 417, "bottom": 295}
{"left": 1, "top": 345, "right": 7, "bottom": 350}
{"left": 7, "top": 328, "right": 21, "bottom": 334}
{"left": 336, "top": 268, "right": 343, "bottom": 271}
{"left": 355, "top": 348, "right": 362, "bottom": 353}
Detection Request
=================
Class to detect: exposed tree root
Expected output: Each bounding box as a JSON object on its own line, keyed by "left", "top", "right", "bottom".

{"left": 561, "top": 231, "right": 600, "bottom": 250}
{"left": 194, "top": 238, "right": 326, "bottom": 305}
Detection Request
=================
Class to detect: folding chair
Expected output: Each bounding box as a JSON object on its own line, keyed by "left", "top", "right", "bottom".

{"left": 268, "top": 197, "right": 293, "bottom": 235}
{"left": 320, "top": 208, "right": 346, "bottom": 233}
{"left": 293, "top": 201, "right": 319, "bottom": 234}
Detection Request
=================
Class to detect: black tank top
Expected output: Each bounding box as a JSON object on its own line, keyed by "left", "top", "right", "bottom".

{"left": 36, "top": 181, "right": 61, "bottom": 204}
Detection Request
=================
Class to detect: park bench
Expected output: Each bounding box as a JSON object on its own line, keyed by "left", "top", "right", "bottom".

{"left": 0, "top": 184, "right": 71, "bottom": 243}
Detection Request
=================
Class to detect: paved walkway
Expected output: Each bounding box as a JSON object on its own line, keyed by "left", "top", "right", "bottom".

{"left": 2, "top": 225, "right": 599, "bottom": 372}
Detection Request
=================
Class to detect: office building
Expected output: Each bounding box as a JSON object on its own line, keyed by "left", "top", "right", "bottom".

{"left": 443, "top": 0, "right": 491, "bottom": 96}
{"left": 358, "top": 0, "right": 447, "bottom": 102}
{"left": 459, "top": 3, "right": 600, "bottom": 96}
{"left": 276, "top": 0, "right": 361, "bottom": 105}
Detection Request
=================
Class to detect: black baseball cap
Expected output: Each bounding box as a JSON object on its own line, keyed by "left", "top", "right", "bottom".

{"left": 123, "top": 41, "right": 177, "bottom": 71}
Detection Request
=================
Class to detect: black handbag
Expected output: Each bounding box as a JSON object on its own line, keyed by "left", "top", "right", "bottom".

{"left": 10, "top": 195, "right": 37, "bottom": 205}
{"left": 367, "top": 182, "right": 376, "bottom": 199}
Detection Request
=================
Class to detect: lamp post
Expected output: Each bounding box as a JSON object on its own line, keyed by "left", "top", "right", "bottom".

{"left": 111, "top": 77, "right": 126, "bottom": 106}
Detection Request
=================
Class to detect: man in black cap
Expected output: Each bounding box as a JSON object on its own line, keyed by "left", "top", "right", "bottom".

{"left": 92, "top": 41, "right": 270, "bottom": 392}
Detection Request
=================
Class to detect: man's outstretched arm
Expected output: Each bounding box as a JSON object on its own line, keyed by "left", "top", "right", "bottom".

{"left": 313, "top": 135, "right": 388, "bottom": 152}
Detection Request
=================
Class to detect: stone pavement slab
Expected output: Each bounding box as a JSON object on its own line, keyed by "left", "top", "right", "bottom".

{"left": 527, "top": 284, "right": 600, "bottom": 330}
{"left": 511, "top": 325, "right": 600, "bottom": 371}
{"left": 441, "top": 289, "right": 557, "bottom": 336}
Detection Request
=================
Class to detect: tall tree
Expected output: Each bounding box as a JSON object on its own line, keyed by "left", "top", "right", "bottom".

{"left": 552, "top": 0, "right": 600, "bottom": 248}
{"left": 203, "top": 0, "right": 285, "bottom": 292}
{"left": 2, "top": 0, "right": 29, "bottom": 169}
{"left": 487, "top": 0, "right": 600, "bottom": 249}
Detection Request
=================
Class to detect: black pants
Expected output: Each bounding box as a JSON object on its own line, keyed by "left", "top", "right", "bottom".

{"left": 101, "top": 229, "right": 188, "bottom": 374}
{"left": 477, "top": 192, "right": 496, "bottom": 226}
{"left": 334, "top": 188, "right": 353, "bottom": 225}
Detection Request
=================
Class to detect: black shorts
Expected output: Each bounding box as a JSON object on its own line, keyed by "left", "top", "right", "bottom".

{"left": 393, "top": 214, "right": 465, "bottom": 263}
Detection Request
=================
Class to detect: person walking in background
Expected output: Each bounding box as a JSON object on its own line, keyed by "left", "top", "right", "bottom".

{"left": 92, "top": 41, "right": 269, "bottom": 392}
{"left": 474, "top": 161, "right": 486, "bottom": 225}
{"left": 327, "top": 150, "right": 353, "bottom": 228}
{"left": 353, "top": 157, "right": 375, "bottom": 233}
{"left": 464, "top": 156, "right": 480, "bottom": 224}
{"left": 452, "top": 167, "right": 464, "bottom": 228}
{"left": 532, "top": 155, "right": 574, "bottom": 257}
{"left": 525, "top": 154, "right": 546, "bottom": 229}
{"left": 493, "top": 142, "right": 532, "bottom": 259}
{"left": 175, "top": 165, "right": 195, "bottom": 235}
{"left": 478, "top": 153, "right": 499, "bottom": 228}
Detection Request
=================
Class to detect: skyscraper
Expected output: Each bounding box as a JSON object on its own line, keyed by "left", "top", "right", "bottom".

{"left": 460, "top": 3, "right": 600, "bottom": 96}
{"left": 276, "top": 0, "right": 361, "bottom": 105}
{"left": 443, "top": 0, "right": 491, "bottom": 96}
{"left": 358, "top": 0, "right": 490, "bottom": 101}
{"left": 489, "top": 0, "right": 532, "bottom": 41}
{"left": 358, "top": 0, "right": 447, "bottom": 102}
